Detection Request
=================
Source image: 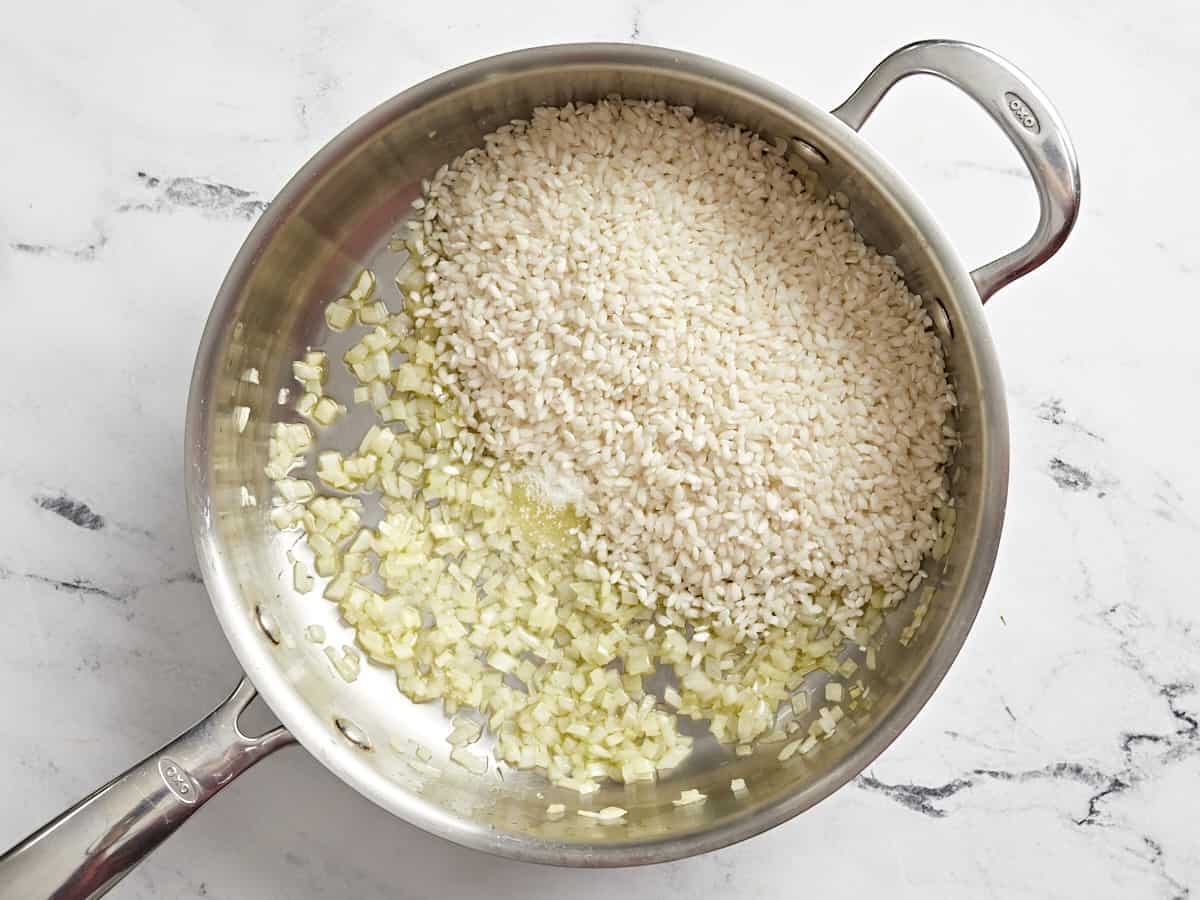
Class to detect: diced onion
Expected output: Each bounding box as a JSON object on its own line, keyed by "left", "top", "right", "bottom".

{"left": 325, "top": 645, "right": 361, "bottom": 682}
{"left": 326, "top": 301, "right": 355, "bottom": 331}
{"left": 578, "top": 806, "right": 626, "bottom": 821}
{"left": 449, "top": 747, "right": 487, "bottom": 775}
{"left": 293, "top": 560, "right": 314, "bottom": 593}
{"left": 447, "top": 716, "right": 483, "bottom": 747}
{"left": 348, "top": 268, "right": 376, "bottom": 303}
{"left": 672, "top": 789, "right": 706, "bottom": 807}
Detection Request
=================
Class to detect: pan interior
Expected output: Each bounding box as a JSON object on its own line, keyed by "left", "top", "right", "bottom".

{"left": 188, "top": 45, "right": 1005, "bottom": 864}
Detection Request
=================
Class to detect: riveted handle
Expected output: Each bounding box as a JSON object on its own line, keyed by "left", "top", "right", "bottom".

{"left": 0, "top": 679, "right": 294, "bottom": 899}
{"left": 832, "top": 40, "right": 1081, "bottom": 302}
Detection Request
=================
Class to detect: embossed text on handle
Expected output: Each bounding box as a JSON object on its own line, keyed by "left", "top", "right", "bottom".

{"left": 1003, "top": 92, "right": 1040, "bottom": 133}
{"left": 157, "top": 758, "right": 199, "bottom": 805}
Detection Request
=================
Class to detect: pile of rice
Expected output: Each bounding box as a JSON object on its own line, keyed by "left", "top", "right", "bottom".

{"left": 416, "top": 99, "right": 956, "bottom": 638}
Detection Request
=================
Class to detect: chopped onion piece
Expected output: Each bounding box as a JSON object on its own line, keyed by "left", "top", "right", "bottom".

{"left": 395, "top": 258, "right": 425, "bottom": 293}
{"left": 241, "top": 368, "right": 260, "bottom": 384}
{"left": 348, "top": 268, "right": 376, "bottom": 303}
{"left": 447, "top": 716, "right": 483, "bottom": 747}
{"left": 326, "top": 301, "right": 354, "bottom": 331}
{"left": 730, "top": 778, "right": 748, "bottom": 795}
{"left": 578, "top": 806, "right": 626, "bottom": 821}
{"left": 449, "top": 747, "right": 487, "bottom": 775}
{"left": 304, "top": 624, "right": 326, "bottom": 643}
{"left": 277, "top": 478, "right": 315, "bottom": 503}
{"left": 546, "top": 803, "right": 566, "bottom": 820}
{"left": 293, "top": 560, "right": 314, "bottom": 593}
{"left": 312, "top": 397, "right": 345, "bottom": 427}
{"left": 325, "top": 645, "right": 360, "bottom": 682}
{"left": 359, "top": 300, "right": 389, "bottom": 325}
{"left": 233, "top": 405, "right": 250, "bottom": 433}
{"left": 672, "top": 789, "right": 706, "bottom": 807}
{"left": 296, "top": 392, "right": 318, "bottom": 417}
{"left": 406, "top": 758, "right": 442, "bottom": 778}
{"left": 292, "top": 361, "right": 322, "bottom": 383}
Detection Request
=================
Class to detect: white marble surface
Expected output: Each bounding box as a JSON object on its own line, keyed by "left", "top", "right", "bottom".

{"left": 2, "top": 0, "right": 1197, "bottom": 896}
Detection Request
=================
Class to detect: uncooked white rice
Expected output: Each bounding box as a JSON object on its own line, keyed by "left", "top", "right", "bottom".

{"left": 417, "top": 99, "right": 955, "bottom": 637}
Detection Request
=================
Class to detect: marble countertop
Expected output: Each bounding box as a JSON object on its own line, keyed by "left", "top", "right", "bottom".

{"left": 2, "top": 0, "right": 1197, "bottom": 896}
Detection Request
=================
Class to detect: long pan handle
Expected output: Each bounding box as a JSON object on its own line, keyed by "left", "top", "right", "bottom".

{"left": 0, "top": 679, "right": 294, "bottom": 899}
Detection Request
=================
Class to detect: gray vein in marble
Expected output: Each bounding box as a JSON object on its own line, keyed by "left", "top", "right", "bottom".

{"left": 856, "top": 588, "right": 1199, "bottom": 894}
{"left": 1142, "top": 836, "right": 1192, "bottom": 900}
{"left": 0, "top": 565, "right": 201, "bottom": 610}
{"left": 9, "top": 234, "right": 109, "bottom": 261}
{"left": 1102, "top": 599, "right": 1200, "bottom": 749}
{"left": 856, "top": 772, "right": 972, "bottom": 816}
{"left": 15, "top": 571, "right": 123, "bottom": 603}
{"left": 630, "top": 4, "right": 641, "bottom": 40}
{"left": 8, "top": 173, "right": 267, "bottom": 266}
{"left": 1037, "top": 397, "right": 1104, "bottom": 441}
{"left": 1047, "top": 456, "right": 1101, "bottom": 493}
{"left": 1038, "top": 396, "right": 1194, "bottom": 529}
{"left": 295, "top": 68, "right": 340, "bottom": 141}
{"left": 1148, "top": 474, "right": 1195, "bottom": 529}
{"left": 858, "top": 595, "right": 1199, "bottom": 829}
{"left": 123, "top": 172, "right": 268, "bottom": 220}
{"left": 857, "top": 761, "right": 1113, "bottom": 819}
{"left": 1076, "top": 775, "right": 1130, "bottom": 827}
{"left": 15, "top": 751, "right": 62, "bottom": 782}
{"left": 941, "top": 728, "right": 1014, "bottom": 754}
{"left": 34, "top": 493, "right": 105, "bottom": 530}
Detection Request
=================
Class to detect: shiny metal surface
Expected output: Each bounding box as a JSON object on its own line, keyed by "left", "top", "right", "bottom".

{"left": 832, "top": 41, "right": 1081, "bottom": 302}
{"left": 0, "top": 681, "right": 292, "bottom": 898}
{"left": 0, "top": 40, "right": 1079, "bottom": 883}
{"left": 189, "top": 38, "right": 1023, "bottom": 865}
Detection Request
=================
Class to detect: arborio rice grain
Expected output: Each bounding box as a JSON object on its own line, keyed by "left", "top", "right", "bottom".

{"left": 417, "top": 99, "right": 956, "bottom": 638}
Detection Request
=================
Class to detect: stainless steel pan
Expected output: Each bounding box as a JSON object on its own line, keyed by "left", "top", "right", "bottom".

{"left": 0, "top": 39, "right": 1079, "bottom": 896}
